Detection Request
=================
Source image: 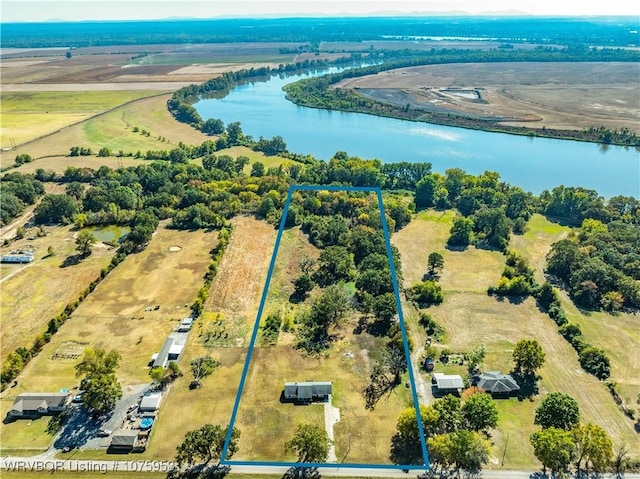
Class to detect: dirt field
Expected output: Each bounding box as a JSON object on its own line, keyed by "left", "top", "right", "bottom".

{"left": 338, "top": 62, "right": 640, "bottom": 132}
{"left": 392, "top": 210, "right": 640, "bottom": 468}
{"left": 0, "top": 225, "right": 114, "bottom": 363}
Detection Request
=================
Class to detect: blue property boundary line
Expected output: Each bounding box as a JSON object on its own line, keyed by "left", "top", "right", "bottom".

{"left": 220, "top": 184, "right": 429, "bottom": 470}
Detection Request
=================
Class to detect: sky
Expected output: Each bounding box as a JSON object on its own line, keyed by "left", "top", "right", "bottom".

{"left": 2, "top": 0, "right": 639, "bottom": 22}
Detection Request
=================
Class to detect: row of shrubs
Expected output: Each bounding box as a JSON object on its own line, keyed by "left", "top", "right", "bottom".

{"left": 0, "top": 251, "right": 127, "bottom": 391}
{"left": 189, "top": 224, "right": 233, "bottom": 318}
{"left": 536, "top": 282, "right": 611, "bottom": 380}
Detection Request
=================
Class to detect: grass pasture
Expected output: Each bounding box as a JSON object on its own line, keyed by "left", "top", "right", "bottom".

{"left": 3, "top": 94, "right": 209, "bottom": 169}
{"left": 0, "top": 225, "right": 114, "bottom": 363}
{"left": 0, "top": 91, "right": 165, "bottom": 149}
{"left": 392, "top": 210, "right": 640, "bottom": 468}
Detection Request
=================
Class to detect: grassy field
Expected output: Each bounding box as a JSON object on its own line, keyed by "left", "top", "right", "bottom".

{"left": 3, "top": 94, "right": 209, "bottom": 169}
{"left": 227, "top": 218, "right": 411, "bottom": 464}
{"left": 0, "top": 91, "right": 166, "bottom": 149}
{"left": 392, "top": 209, "right": 640, "bottom": 468}
{"left": 0, "top": 225, "right": 114, "bottom": 363}
{"left": 13, "top": 155, "right": 145, "bottom": 175}
{"left": 132, "top": 216, "right": 276, "bottom": 460}
{"left": 1, "top": 226, "right": 216, "bottom": 453}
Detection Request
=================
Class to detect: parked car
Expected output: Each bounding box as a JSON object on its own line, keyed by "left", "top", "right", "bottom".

{"left": 72, "top": 393, "right": 83, "bottom": 403}
{"left": 127, "top": 403, "right": 139, "bottom": 413}
{"left": 97, "top": 429, "right": 111, "bottom": 437}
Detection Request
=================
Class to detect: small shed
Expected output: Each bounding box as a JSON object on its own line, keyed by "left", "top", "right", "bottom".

{"left": 110, "top": 429, "right": 139, "bottom": 451}
{"left": 284, "top": 381, "right": 332, "bottom": 402}
{"left": 476, "top": 371, "right": 520, "bottom": 397}
{"left": 139, "top": 393, "right": 162, "bottom": 412}
{"left": 432, "top": 373, "right": 464, "bottom": 396}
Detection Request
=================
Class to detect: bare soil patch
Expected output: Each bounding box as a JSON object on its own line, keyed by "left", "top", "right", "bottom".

{"left": 339, "top": 62, "right": 640, "bottom": 132}
{"left": 206, "top": 216, "right": 277, "bottom": 343}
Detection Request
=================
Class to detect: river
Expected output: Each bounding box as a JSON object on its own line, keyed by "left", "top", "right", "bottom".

{"left": 195, "top": 67, "right": 639, "bottom": 198}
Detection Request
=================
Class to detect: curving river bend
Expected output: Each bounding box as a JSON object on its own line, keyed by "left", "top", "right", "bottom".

{"left": 195, "top": 67, "right": 639, "bottom": 198}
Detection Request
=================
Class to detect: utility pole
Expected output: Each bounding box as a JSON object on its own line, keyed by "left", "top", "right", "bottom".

{"left": 501, "top": 432, "right": 510, "bottom": 467}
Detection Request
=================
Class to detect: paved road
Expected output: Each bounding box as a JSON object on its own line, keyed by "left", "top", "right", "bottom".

{"left": 2, "top": 456, "right": 639, "bottom": 478}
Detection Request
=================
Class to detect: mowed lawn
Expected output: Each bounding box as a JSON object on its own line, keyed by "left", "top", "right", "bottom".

{"left": 3, "top": 94, "right": 209, "bottom": 169}
{"left": 0, "top": 225, "right": 114, "bottom": 363}
{"left": 1, "top": 226, "right": 215, "bottom": 453}
{"left": 393, "top": 210, "right": 640, "bottom": 468}
{"left": 0, "top": 91, "right": 164, "bottom": 150}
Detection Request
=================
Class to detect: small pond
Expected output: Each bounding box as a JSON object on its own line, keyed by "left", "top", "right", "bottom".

{"left": 82, "top": 225, "right": 130, "bottom": 244}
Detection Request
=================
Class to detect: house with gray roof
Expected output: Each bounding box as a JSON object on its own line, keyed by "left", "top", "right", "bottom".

{"left": 8, "top": 393, "right": 70, "bottom": 418}
{"left": 284, "top": 381, "right": 332, "bottom": 403}
{"left": 476, "top": 371, "right": 520, "bottom": 397}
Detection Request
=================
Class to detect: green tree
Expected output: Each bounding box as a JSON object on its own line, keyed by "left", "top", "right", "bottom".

{"left": 512, "top": 339, "right": 545, "bottom": 378}
{"left": 175, "top": 424, "right": 239, "bottom": 467}
{"left": 15, "top": 226, "right": 25, "bottom": 239}
{"left": 530, "top": 427, "right": 576, "bottom": 474}
{"left": 448, "top": 216, "right": 474, "bottom": 247}
{"left": 190, "top": 356, "right": 220, "bottom": 387}
{"left": 312, "top": 246, "right": 354, "bottom": 286}
{"left": 578, "top": 347, "right": 611, "bottom": 380}
{"left": 284, "top": 423, "right": 332, "bottom": 463}
{"left": 81, "top": 373, "right": 122, "bottom": 415}
{"left": 449, "top": 430, "right": 492, "bottom": 471}
{"left": 427, "top": 252, "right": 444, "bottom": 277}
{"left": 75, "top": 230, "right": 96, "bottom": 256}
{"left": 390, "top": 405, "right": 441, "bottom": 464}
{"left": 292, "top": 273, "right": 314, "bottom": 300}
{"left": 467, "top": 343, "right": 486, "bottom": 374}
{"left": 409, "top": 280, "right": 444, "bottom": 306}
{"left": 427, "top": 434, "right": 454, "bottom": 470}
{"left": 461, "top": 393, "right": 498, "bottom": 432}
{"left": 415, "top": 175, "right": 439, "bottom": 208}
{"left": 433, "top": 395, "right": 462, "bottom": 433}
{"left": 34, "top": 194, "right": 78, "bottom": 224}
{"left": 573, "top": 423, "right": 613, "bottom": 473}
{"left": 250, "top": 161, "right": 266, "bottom": 177}
{"left": 534, "top": 392, "right": 580, "bottom": 430}
{"left": 201, "top": 118, "right": 225, "bottom": 135}
{"left": 75, "top": 348, "right": 120, "bottom": 377}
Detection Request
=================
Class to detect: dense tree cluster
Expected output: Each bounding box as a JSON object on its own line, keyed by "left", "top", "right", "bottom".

{"left": 0, "top": 172, "right": 44, "bottom": 226}
{"left": 530, "top": 394, "right": 613, "bottom": 475}
{"left": 546, "top": 219, "right": 640, "bottom": 310}
{"left": 74, "top": 348, "right": 122, "bottom": 416}
{"left": 390, "top": 394, "right": 497, "bottom": 471}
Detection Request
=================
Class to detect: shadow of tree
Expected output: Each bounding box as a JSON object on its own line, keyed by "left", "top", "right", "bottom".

{"left": 282, "top": 467, "right": 321, "bottom": 479}
{"left": 166, "top": 464, "right": 230, "bottom": 479}
{"left": 60, "top": 253, "right": 85, "bottom": 268}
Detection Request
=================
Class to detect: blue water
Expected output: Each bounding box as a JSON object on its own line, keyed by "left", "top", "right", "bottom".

{"left": 195, "top": 68, "right": 640, "bottom": 198}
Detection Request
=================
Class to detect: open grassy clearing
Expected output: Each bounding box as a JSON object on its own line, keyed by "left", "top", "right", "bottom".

{"left": 0, "top": 225, "right": 114, "bottom": 363}
{"left": 0, "top": 91, "right": 166, "bottom": 149}
{"left": 3, "top": 94, "right": 209, "bottom": 169}
{"left": 392, "top": 211, "right": 640, "bottom": 468}
{"left": 2, "top": 225, "right": 214, "bottom": 394}
{"left": 510, "top": 215, "right": 640, "bottom": 419}
{"left": 1, "top": 226, "right": 216, "bottom": 454}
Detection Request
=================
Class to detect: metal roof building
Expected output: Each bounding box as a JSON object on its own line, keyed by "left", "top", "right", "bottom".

{"left": 284, "top": 381, "right": 332, "bottom": 402}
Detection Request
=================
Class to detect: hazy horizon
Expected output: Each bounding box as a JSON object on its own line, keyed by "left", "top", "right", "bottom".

{"left": 2, "top": 0, "right": 639, "bottom": 23}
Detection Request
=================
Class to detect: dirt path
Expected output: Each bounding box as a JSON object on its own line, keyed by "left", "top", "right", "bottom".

{"left": 324, "top": 398, "right": 340, "bottom": 463}
{"left": 0, "top": 205, "right": 37, "bottom": 241}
